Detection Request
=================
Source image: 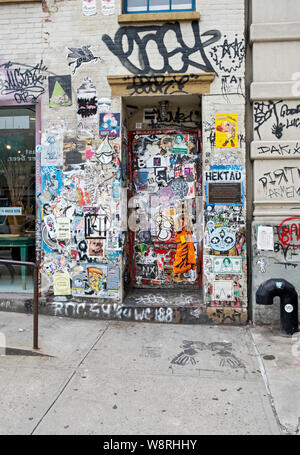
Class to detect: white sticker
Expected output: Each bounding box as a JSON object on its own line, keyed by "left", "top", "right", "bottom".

{"left": 102, "top": 0, "right": 114, "bottom": 15}
{"left": 213, "top": 280, "right": 234, "bottom": 301}
{"left": 257, "top": 225, "right": 274, "bottom": 251}
{"left": 0, "top": 207, "right": 22, "bottom": 216}
{"left": 285, "top": 304, "right": 294, "bottom": 313}
{"left": 98, "top": 98, "right": 112, "bottom": 114}
{"left": 56, "top": 217, "right": 71, "bottom": 240}
{"left": 82, "top": 0, "right": 97, "bottom": 16}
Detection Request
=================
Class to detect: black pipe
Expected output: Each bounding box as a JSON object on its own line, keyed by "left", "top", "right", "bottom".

{"left": 256, "top": 279, "right": 298, "bottom": 335}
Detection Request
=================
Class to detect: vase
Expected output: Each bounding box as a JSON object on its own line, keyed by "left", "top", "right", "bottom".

{"left": 7, "top": 214, "right": 26, "bottom": 235}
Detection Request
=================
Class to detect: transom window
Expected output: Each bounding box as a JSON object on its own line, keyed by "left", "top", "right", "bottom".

{"left": 125, "top": 0, "right": 194, "bottom": 13}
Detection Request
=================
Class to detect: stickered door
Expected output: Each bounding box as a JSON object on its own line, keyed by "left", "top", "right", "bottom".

{"left": 129, "top": 131, "right": 202, "bottom": 288}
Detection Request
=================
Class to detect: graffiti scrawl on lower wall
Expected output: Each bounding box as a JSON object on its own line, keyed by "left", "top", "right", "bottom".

{"left": 51, "top": 301, "right": 177, "bottom": 322}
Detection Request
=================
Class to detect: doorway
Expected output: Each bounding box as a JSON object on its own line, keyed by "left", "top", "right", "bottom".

{"left": 128, "top": 129, "right": 202, "bottom": 290}
{"left": 0, "top": 106, "right": 36, "bottom": 293}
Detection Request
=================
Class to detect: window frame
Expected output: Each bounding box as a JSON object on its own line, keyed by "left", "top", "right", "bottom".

{"left": 124, "top": 0, "right": 195, "bottom": 14}
{"left": 0, "top": 0, "right": 41, "bottom": 3}
{"left": 0, "top": 99, "right": 41, "bottom": 155}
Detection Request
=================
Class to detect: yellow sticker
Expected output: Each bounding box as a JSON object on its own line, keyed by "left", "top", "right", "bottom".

{"left": 180, "top": 235, "right": 186, "bottom": 243}
{"left": 215, "top": 114, "right": 238, "bottom": 148}
{"left": 53, "top": 272, "right": 71, "bottom": 295}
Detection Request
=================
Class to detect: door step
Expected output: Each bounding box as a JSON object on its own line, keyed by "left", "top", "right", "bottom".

{"left": 0, "top": 293, "right": 247, "bottom": 325}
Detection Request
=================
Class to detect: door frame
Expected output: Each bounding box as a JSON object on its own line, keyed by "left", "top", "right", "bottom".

{"left": 0, "top": 100, "right": 41, "bottom": 269}
{"left": 127, "top": 128, "right": 203, "bottom": 290}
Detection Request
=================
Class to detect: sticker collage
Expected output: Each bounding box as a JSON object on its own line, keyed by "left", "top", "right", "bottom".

{"left": 130, "top": 131, "right": 202, "bottom": 287}
{"left": 38, "top": 77, "right": 121, "bottom": 298}
{"left": 203, "top": 113, "right": 247, "bottom": 307}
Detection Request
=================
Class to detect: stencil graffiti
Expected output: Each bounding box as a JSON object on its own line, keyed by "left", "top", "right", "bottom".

{"left": 67, "top": 46, "right": 101, "bottom": 75}
{"left": 170, "top": 340, "right": 245, "bottom": 369}
{"left": 102, "top": 22, "right": 221, "bottom": 74}
{"left": 256, "top": 258, "right": 267, "bottom": 273}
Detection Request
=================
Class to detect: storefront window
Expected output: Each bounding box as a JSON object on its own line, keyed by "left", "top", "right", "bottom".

{"left": 0, "top": 106, "right": 36, "bottom": 293}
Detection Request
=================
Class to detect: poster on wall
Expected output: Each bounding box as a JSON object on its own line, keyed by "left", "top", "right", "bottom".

{"left": 53, "top": 272, "right": 71, "bottom": 295}
{"left": 77, "top": 77, "right": 98, "bottom": 121}
{"left": 48, "top": 75, "right": 72, "bottom": 108}
{"left": 41, "top": 133, "right": 63, "bottom": 167}
{"left": 82, "top": 0, "right": 97, "bottom": 15}
{"left": 107, "top": 265, "right": 119, "bottom": 290}
{"left": 87, "top": 265, "right": 107, "bottom": 292}
{"left": 101, "top": 0, "right": 114, "bottom": 15}
{"left": 257, "top": 225, "right": 274, "bottom": 251}
{"left": 99, "top": 113, "right": 120, "bottom": 138}
{"left": 63, "top": 137, "right": 86, "bottom": 171}
{"left": 56, "top": 217, "right": 71, "bottom": 240}
{"left": 88, "top": 238, "right": 104, "bottom": 258}
{"left": 215, "top": 114, "right": 238, "bottom": 148}
{"left": 98, "top": 97, "right": 112, "bottom": 114}
{"left": 172, "top": 133, "right": 189, "bottom": 154}
{"left": 212, "top": 257, "right": 242, "bottom": 274}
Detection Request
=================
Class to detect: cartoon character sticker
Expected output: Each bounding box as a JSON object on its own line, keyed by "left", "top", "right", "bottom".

{"left": 207, "top": 222, "right": 236, "bottom": 255}
{"left": 99, "top": 113, "right": 120, "bottom": 138}
{"left": 87, "top": 266, "right": 106, "bottom": 292}
{"left": 215, "top": 114, "right": 238, "bottom": 148}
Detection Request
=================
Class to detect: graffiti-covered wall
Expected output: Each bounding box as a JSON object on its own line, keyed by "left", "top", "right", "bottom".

{"left": 250, "top": 0, "right": 300, "bottom": 323}
{"left": 0, "top": 0, "right": 247, "bottom": 321}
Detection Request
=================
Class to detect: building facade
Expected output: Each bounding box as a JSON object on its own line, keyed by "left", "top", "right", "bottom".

{"left": 0, "top": 0, "right": 279, "bottom": 325}
{"left": 250, "top": 0, "right": 300, "bottom": 324}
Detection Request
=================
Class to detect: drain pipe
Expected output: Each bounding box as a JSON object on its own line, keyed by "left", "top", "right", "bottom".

{"left": 256, "top": 279, "right": 299, "bottom": 335}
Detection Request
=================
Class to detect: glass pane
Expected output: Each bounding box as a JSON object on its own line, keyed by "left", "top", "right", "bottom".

{"left": 149, "top": 0, "right": 170, "bottom": 10}
{"left": 127, "top": 0, "right": 148, "bottom": 12}
{"left": 0, "top": 106, "right": 35, "bottom": 293}
{"left": 171, "top": 0, "right": 192, "bottom": 10}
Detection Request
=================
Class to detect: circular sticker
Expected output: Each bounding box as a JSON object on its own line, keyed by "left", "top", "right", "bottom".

{"left": 285, "top": 304, "right": 294, "bottom": 313}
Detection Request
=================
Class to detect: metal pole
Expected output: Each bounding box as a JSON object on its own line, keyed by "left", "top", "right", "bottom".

{"left": 0, "top": 259, "right": 39, "bottom": 350}
{"left": 33, "top": 265, "right": 39, "bottom": 350}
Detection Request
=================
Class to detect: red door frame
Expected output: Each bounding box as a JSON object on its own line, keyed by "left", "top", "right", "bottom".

{"left": 128, "top": 128, "right": 203, "bottom": 289}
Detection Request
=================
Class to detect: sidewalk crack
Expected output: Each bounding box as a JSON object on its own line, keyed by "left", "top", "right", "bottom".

{"left": 248, "top": 328, "right": 286, "bottom": 434}
{"left": 30, "top": 322, "right": 110, "bottom": 435}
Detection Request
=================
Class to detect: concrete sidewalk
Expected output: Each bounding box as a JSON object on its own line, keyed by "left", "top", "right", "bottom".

{"left": 0, "top": 311, "right": 299, "bottom": 435}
